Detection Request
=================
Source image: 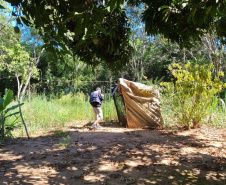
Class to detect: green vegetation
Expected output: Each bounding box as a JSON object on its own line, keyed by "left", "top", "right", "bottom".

{"left": 0, "top": 90, "right": 23, "bottom": 143}
{"left": 4, "top": 0, "right": 226, "bottom": 61}
{"left": 52, "top": 129, "right": 70, "bottom": 137}
{"left": 161, "top": 63, "right": 226, "bottom": 129}
{"left": 2, "top": 87, "right": 224, "bottom": 139}
{"left": 162, "top": 94, "right": 226, "bottom": 129}
{"left": 1, "top": 2, "right": 226, "bottom": 185}
{"left": 8, "top": 93, "right": 117, "bottom": 137}
{"left": 59, "top": 135, "right": 71, "bottom": 149}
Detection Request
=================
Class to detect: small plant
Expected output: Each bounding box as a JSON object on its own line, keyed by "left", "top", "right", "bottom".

{"left": 59, "top": 135, "right": 71, "bottom": 148}
{"left": 0, "top": 90, "right": 23, "bottom": 143}
{"left": 161, "top": 63, "right": 226, "bottom": 129}
{"left": 53, "top": 129, "right": 70, "bottom": 137}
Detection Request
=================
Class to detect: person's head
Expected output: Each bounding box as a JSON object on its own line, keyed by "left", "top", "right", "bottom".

{"left": 96, "top": 87, "right": 101, "bottom": 93}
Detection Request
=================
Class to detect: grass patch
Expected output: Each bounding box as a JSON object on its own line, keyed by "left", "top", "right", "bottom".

{"left": 51, "top": 129, "right": 70, "bottom": 137}
{"left": 7, "top": 92, "right": 117, "bottom": 137}
{"left": 5, "top": 91, "right": 226, "bottom": 138}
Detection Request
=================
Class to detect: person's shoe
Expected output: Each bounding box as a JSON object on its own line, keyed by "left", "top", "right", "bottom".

{"left": 91, "top": 123, "right": 97, "bottom": 129}
{"left": 96, "top": 124, "right": 103, "bottom": 129}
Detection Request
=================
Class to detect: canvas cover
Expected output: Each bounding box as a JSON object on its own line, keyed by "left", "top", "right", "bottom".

{"left": 118, "top": 78, "right": 164, "bottom": 128}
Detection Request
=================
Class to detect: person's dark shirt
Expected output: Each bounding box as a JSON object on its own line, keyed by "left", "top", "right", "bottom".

{"left": 89, "top": 91, "right": 104, "bottom": 107}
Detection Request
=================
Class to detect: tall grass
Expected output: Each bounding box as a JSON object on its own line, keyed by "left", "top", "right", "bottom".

{"left": 6, "top": 90, "right": 226, "bottom": 137}
{"left": 8, "top": 92, "right": 117, "bottom": 136}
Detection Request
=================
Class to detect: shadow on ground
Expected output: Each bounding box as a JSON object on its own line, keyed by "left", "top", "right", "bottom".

{"left": 0, "top": 123, "right": 226, "bottom": 185}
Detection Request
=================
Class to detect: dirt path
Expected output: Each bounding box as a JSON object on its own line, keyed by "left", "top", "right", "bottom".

{"left": 0, "top": 123, "right": 226, "bottom": 185}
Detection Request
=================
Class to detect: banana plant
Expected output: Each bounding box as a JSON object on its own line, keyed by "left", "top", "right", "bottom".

{"left": 0, "top": 90, "right": 23, "bottom": 143}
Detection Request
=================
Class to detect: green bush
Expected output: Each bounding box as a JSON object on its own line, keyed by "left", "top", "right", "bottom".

{"left": 161, "top": 63, "right": 226, "bottom": 129}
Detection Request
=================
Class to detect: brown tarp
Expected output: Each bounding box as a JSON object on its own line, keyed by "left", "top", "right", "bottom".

{"left": 118, "top": 78, "right": 164, "bottom": 128}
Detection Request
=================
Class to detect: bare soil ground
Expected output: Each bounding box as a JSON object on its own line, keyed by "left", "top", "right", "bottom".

{"left": 0, "top": 122, "right": 226, "bottom": 185}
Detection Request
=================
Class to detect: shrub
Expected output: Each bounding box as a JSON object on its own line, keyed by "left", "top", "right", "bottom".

{"left": 161, "top": 63, "right": 226, "bottom": 129}
{"left": 0, "top": 90, "right": 23, "bottom": 143}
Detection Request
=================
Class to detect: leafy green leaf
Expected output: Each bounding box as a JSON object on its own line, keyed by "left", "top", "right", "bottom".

{"left": 16, "top": 17, "right": 22, "bottom": 25}
{"left": 5, "top": 103, "right": 24, "bottom": 114}
{"left": 3, "top": 90, "right": 13, "bottom": 108}
{"left": 96, "top": 24, "right": 107, "bottom": 35}
{"left": 158, "top": 6, "right": 169, "bottom": 11}
{"left": 93, "top": 38, "right": 99, "bottom": 44}
{"left": 5, "top": 111, "right": 20, "bottom": 119}
{"left": 14, "top": 26, "right": 20, "bottom": 33}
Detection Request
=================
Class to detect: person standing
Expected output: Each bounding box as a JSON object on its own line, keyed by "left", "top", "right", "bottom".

{"left": 90, "top": 87, "right": 104, "bottom": 129}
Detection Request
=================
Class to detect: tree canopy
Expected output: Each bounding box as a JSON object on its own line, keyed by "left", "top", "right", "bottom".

{"left": 129, "top": 0, "right": 226, "bottom": 48}
{"left": 2, "top": 0, "right": 226, "bottom": 69}
{"left": 2, "top": 0, "right": 132, "bottom": 70}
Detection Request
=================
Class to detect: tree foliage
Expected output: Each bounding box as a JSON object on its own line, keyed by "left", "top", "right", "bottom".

{"left": 0, "top": 9, "right": 40, "bottom": 100}
{"left": 128, "top": 0, "right": 226, "bottom": 48}
{"left": 3, "top": 0, "right": 132, "bottom": 70}
{"left": 1, "top": 0, "right": 226, "bottom": 98}
{"left": 2, "top": 0, "right": 226, "bottom": 68}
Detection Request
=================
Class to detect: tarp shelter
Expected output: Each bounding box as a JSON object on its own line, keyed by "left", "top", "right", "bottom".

{"left": 112, "top": 78, "right": 164, "bottom": 128}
